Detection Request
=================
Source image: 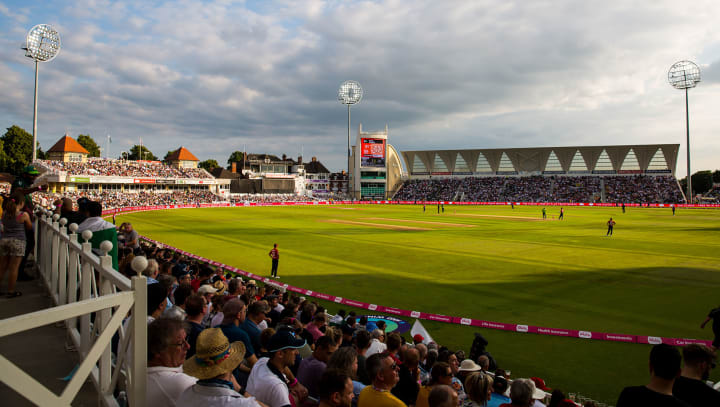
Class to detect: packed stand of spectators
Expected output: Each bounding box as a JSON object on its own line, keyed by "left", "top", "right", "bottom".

{"left": 230, "top": 194, "right": 317, "bottom": 203}
{"left": 113, "top": 235, "right": 720, "bottom": 407}
{"left": 458, "top": 178, "right": 506, "bottom": 202}
{"left": 394, "top": 175, "right": 684, "bottom": 204}
{"left": 703, "top": 188, "right": 720, "bottom": 203}
{"left": 33, "top": 190, "right": 221, "bottom": 210}
{"left": 500, "top": 176, "right": 553, "bottom": 203}
{"left": 603, "top": 175, "right": 684, "bottom": 204}
{"left": 551, "top": 177, "right": 601, "bottom": 203}
{"left": 39, "top": 193, "right": 718, "bottom": 406}
{"left": 394, "top": 179, "right": 463, "bottom": 201}
{"left": 20, "top": 179, "right": 719, "bottom": 406}
{"left": 308, "top": 192, "right": 353, "bottom": 201}
{"left": 34, "top": 158, "right": 213, "bottom": 179}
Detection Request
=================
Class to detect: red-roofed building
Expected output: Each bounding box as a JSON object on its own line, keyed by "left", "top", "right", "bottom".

{"left": 47, "top": 134, "right": 89, "bottom": 163}
{"left": 165, "top": 147, "right": 200, "bottom": 169}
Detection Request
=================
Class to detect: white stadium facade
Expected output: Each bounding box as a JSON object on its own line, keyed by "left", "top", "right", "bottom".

{"left": 401, "top": 144, "right": 679, "bottom": 178}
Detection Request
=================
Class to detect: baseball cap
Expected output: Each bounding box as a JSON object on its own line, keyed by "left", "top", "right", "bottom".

{"left": 268, "top": 328, "right": 306, "bottom": 353}
{"left": 23, "top": 165, "right": 39, "bottom": 175}
{"left": 531, "top": 377, "right": 552, "bottom": 392}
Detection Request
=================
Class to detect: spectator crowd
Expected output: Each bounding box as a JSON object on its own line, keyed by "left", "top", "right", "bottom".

{"left": 8, "top": 182, "right": 717, "bottom": 407}
{"left": 35, "top": 158, "right": 213, "bottom": 179}
{"left": 126, "top": 233, "right": 720, "bottom": 407}
{"left": 603, "top": 176, "right": 685, "bottom": 204}
{"left": 394, "top": 175, "right": 683, "bottom": 204}
{"left": 33, "top": 190, "right": 220, "bottom": 210}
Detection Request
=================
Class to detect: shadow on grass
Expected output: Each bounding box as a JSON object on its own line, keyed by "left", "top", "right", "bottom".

{"left": 295, "top": 269, "right": 720, "bottom": 405}
{"left": 285, "top": 265, "right": 719, "bottom": 338}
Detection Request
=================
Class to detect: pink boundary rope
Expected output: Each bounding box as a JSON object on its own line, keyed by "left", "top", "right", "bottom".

{"left": 105, "top": 201, "right": 714, "bottom": 347}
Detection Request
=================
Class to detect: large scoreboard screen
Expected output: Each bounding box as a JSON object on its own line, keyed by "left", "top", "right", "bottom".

{"left": 361, "top": 138, "right": 386, "bottom": 168}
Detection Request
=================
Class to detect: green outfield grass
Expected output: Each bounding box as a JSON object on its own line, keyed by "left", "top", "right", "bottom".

{"left": 120, "top": 204, "right": 720, "bottom": 404}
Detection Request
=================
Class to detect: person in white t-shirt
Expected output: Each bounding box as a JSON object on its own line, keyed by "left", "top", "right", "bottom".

{"left": 365, "top": 329, "right": 387, "bottom": 357}
{"left": 247, "top": 328, "right": 308, "bottom": 407}
{"left": 146, "top": 318, "right": 197, "bottom": 407}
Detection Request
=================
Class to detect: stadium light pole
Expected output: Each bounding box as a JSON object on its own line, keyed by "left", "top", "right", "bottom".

{"left": 338, "top": 80, "right": 363, "bottom": 200}
{"left": 22, "top": 24, "right": 61, "bottom": 162}
{"left": 668, "top": 60, "right": 701, "bottom": 202}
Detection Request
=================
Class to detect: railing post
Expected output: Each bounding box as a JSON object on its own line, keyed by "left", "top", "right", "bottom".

{"left": 33, "top": 210, "right": 39, "bottom": 266}
{"left": 57, "top": 218, "right": 68, "bottom": 305}
{"left": 41, "top": 213, "right": 51, "bottom": 285}
{"left": 130, "top": 261, "right": 148, "bottom": 407}
{"left": 66, "top": 224, "right": 80, "bottom": 331}
{"left": 80, "top": 230, "right": 93, "bottom": 356}
{"left": 50, "top": 214, "right": 61, "bottom": 302}
{"left": 98, "top": 242, "right": 114, "bottom": 397}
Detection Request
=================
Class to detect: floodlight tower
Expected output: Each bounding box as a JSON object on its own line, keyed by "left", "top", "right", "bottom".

{"left": 338, "top": 80, "right": 363, "bottom": 199}
{"left": 668, "top": 60, "right": 700, "bottom": 202}
{"left": 22, "top": 24, "right": 61, "bottom": 161}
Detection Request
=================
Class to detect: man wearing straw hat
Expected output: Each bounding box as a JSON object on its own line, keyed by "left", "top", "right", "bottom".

{"left": 178, "top": 328, "right": 265, "bottom": 406}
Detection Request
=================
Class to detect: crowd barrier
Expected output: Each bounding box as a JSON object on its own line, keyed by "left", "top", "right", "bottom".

{"left": 106, "top": 201, "right": 714, "bottom": 348}
{"left": 0, "top": 212, "right": 148, "bottom": 407}
{"left": 105, "top": 200, "right": 720, "bottom": 213}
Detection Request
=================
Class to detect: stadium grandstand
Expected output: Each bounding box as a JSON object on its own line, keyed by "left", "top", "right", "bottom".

{"left": 22, "top": 134, "right": 355, "bottom": 209}
{"left": 4, "top": 135, "right": 717, "bottom": 406}
{"left": 395, "top": 144, "right": 686, "bottom": 203}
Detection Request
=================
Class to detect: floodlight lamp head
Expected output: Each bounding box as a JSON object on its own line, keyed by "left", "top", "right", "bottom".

{"left": 338, "top": 80, "right": 363, "bottom": 105}
{"left": 668, "top": 60, "right": 700, "bottom": 90}
{"left": 25, "top": 24, "right": 61, "bottom": 62}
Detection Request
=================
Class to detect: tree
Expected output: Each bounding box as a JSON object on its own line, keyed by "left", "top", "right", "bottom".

{"left": 37, "top": 146, "right": 47, "bottom": 160}
{"left": 129, "top": 145, "right": 158, "bottom": 161}
{"left": 199, "top": 159, "right": 219, "bottom": 171}
{"left": 713, "top": 170, "right": 720, "bottom": 183}
{"left": 0, "top": 139, "right": 6, "bottom": 171}
{"left": 1, "top": 125, "right": 34, "bottom": 174}
{"left": 77, "top": 134, "right": 101, "bottom": 157}
{"left": 227, "top": 151, "right": 244, "bottom": 169}
{"left": 690, "top": 170, "right": 713, "bottom": 195}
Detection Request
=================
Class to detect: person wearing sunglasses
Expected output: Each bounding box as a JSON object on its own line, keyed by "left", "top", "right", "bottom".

{"left": 415, "top": 362, "right": 453, "bottom": 407}
{"left": 358, "top": 353, "right": 404, "bottom": 407}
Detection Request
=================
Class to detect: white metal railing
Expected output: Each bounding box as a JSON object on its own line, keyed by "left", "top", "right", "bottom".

{"left": 0, "top": 211, "right": 147, "bottom": 407}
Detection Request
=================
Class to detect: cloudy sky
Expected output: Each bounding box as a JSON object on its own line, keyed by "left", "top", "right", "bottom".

{"left": 1, "top": 0, "right": 719, "bottom": 174}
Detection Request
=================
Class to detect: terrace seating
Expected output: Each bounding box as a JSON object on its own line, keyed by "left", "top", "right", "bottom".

{"left": 33, "top": 190, "right": 220, "bottom": 210}
{"left": 28, "top": 193, "right": 702, "bottom": 406}
{"left": 603, "top": 175, "right": 684, "bottom": 204}
{"left": 394, "top": 175, "right": 683, "bottom": 204}
{"left": 35, "top": 158, "right": 213, "bottom": 179}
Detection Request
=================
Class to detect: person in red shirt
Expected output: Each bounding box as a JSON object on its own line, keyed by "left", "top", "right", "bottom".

{"left": 269, "top": 243, "right": 280, "bottom": 278}
{"left": 607, "top": 218, "right": 616, "bottom": 236}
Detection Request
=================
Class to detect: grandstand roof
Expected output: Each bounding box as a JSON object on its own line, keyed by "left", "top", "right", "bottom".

{"left": 244, "top": 153, "right": 296, "bottom": 163}
{"left": 401, "top": 144, "right": 680, "bottom": 176}
{"left": 47, "top": 135, "right": 89, "bottom": 154}
{"left": 211, "top": 167, "right": 241, "bottom": 179}
{"left": 304, "top": 160, "right": 330, "bottom": 174}
{"left": 166, "top": 146, "right": 199, "bottom": 161}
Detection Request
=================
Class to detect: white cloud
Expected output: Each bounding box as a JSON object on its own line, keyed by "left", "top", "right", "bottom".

{"left": 0, "top": 2, "right": 27, "bottom": 23}
{"left": 1, "top": 0, "right": 720, "bottom": 174}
